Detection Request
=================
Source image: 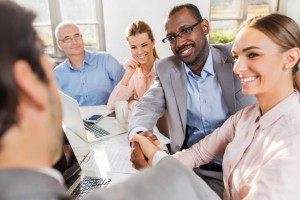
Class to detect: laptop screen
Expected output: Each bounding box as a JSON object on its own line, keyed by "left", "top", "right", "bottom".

{"left": 53, "top": 134, "right": 81, "bottom": 188}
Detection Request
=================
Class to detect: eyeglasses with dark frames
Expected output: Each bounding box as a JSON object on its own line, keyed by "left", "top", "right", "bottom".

{"left": 60, "top": 33, "right": 82, "bottom": 43}
{"left": 162, "top": 20, "right": 203, "bottom": 44}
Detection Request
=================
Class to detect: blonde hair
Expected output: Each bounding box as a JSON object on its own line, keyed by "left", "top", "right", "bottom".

{"left": 239, "top": 13, "right": 300, "bottom": 91}
{"left": 126, "top": 20, "right": 159, "bottom": 59}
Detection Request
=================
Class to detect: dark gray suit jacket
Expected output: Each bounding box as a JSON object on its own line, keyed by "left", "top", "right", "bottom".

{"left": 0, "top": 157, "right": 220, "bottom": 200}
{"left": 129, "top": 43, "right": 257, "bottom": 153}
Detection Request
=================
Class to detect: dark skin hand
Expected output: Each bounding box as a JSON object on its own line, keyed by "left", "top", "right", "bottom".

{"left": 130, "top": 130, "right": 159, "bottom": 170}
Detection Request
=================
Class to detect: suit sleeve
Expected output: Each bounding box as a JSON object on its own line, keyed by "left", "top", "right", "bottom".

{"left": 85, "top": 157, "right": 220, "bottom": 200}
{"left": 128, "top": 62, "right": 166, "bottom": 131}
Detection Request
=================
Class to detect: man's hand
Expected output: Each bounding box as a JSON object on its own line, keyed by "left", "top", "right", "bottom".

{"left": 130, "top": 142, "right": 150, "bottom": 170}
{"left": 140, "top": 130, "right": 160, "bottom": 146}
{"left": 130, "top": 133, "right": 160, "bottom": 170}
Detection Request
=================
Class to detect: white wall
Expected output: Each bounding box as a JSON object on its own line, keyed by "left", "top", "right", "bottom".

{"left": 279, "top": 0, "right": 300, "bottom": 25}
{"left": 102, "top": 0, "right": 210, "bottom": 63}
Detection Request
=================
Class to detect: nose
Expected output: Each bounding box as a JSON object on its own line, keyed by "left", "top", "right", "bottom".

{"left": 233, "top": 57, "right": 248, "bottom": 76}
{"left": 174, "top": 36, "right": 187, "bottom": 49}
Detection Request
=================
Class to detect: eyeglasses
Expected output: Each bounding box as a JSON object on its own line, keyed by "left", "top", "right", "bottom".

{"left": 162, "top": 20, "right": 203, "bottom": 44}
{"left": 60, "top": 33, "right": 82, "bottom": 43}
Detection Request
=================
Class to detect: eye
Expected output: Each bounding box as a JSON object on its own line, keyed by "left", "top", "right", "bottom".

{"left": 63, "top": 37, "right": 71, "bottom": 43}
{"left": 181, "top": 27, "right": 193, "bottom": 35}
{"left": 247, "top": 53, "right": 259, "bottom": 59}
{"left": 232, "top": 55, "right": 238, "bottom": 62}
{"left": 142, "top": 44, "right": 148, "bottom": 47}
{"left": 130, "top": 46, "right": 137, "bottom": 50}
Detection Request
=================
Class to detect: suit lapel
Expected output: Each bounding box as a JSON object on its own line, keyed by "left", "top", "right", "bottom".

{"left": 211, "top": 46, "right": 236, "bottom": 115}
{"left": 170, "top": 61, "right": 187, "bottom": 135}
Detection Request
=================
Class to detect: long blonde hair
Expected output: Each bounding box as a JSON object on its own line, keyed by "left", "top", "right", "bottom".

{"left": 126, "top": 20, "right": 159, "bottom": 59}
{"left": 240, "top": 13, "right": 300, "bottom": 91}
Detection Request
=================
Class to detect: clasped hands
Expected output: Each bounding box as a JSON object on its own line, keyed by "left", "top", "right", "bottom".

{"left": 130, "top": 130, "right": 160, "bottom": 170}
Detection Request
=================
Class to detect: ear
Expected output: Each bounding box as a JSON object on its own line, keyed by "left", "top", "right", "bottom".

{"left": 13, "top": 60, "right": 47, "bottom": 110}
{"left": 201, "top": 19, "right": 209, "bottom": 35}
{"left": 56, "top": 40, "right": 63, "bottom": 50}
{"left": 284, "top": 47, "right": 300, "bottom": 70}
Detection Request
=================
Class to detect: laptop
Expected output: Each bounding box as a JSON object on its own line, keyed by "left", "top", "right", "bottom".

{"left": 59, "top": 90, "right": 126, "bottom": 143}
{"left": 54, "top": 137, "right": 111, "bottom": 199}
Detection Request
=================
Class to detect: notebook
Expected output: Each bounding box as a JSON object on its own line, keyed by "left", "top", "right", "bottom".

{"left": 59, "top": 90, "right": 126, "bottom": 143}
{"left": 54, "top": 137, "right": 111, "bottom": 199}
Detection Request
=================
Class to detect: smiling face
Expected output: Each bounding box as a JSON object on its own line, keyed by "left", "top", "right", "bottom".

{"left": 164, "top": 8, "right": 209, "bottom": 72}
{"left": 127, "top": 32, "right": 155, "bottom": 65}
{"left": 232, "top": 27, "right": 291, "bottom": 99}
{"left": 56, "top": 25, "right": 84, "bottom": 57}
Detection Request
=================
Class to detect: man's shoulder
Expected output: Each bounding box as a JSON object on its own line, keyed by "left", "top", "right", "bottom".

{"left": 86, "top": 50, "right": 113, "bottom": 59}
{"left": 156, "top": 55, "right": 182, "bottom": 69}
{"left": 0, "top": 169, "right": 67, "bottom": 199}
{"left": 53, "top": 59, "right": 68, "bottom": 72}
{"left": 210, "top": 43, "right": 234, "bottom": 63}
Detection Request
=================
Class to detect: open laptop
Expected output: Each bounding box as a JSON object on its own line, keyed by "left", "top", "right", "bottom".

{"left": 54, "top": 137, "right": 111, "bottom": 199}
{"left": 59, "top": 90, "right": 126, "bottom": 143}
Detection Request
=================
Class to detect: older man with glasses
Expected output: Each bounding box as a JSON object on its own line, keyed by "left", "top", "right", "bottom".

{"left": 53, "top": 22, "right": 124, "bottom": 106}
{"left": 129, "top": 3, "right": 257, "bottom": 197}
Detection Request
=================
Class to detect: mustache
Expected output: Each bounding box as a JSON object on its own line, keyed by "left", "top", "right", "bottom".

{"left": 175, "top": 44, "right": 193, "bottom": 54}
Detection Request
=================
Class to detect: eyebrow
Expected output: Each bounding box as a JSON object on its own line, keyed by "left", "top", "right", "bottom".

{"left": 241, "top": 46, "right": 260, "bottom": 52}
{"left": 232, "top": 46, "right": 260, "bottom": 54}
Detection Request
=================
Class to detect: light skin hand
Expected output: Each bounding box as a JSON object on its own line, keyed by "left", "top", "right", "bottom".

{"left": 140, "top": 130, "right": 160, "bottom": 146}
{"left": 130, "top": 133, "right": 160, "bottom": 168}
{"left": 121, "top": 57, "right": 140, "bottom": 86}
{"left": 130, "top": 141, "right": 150, "bottom": 169}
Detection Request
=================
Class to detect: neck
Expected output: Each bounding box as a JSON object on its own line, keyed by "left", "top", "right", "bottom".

{"left": 257, "top": 84, "right": 294, "bottom": 115}
{"left": 188, "top": 45, "right": 209, "bottom": 76}
{"left": 0, "top": 128, "right": 52, "bottom": 169}
{"left": 141, "top": 56, "right": 155, "bottom": 76}
{"left": 68, "top": 52, "right": 85, "bottom": 69}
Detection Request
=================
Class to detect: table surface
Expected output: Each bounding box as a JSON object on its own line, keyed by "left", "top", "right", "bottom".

{"left": 64, "top": 105, "right": 137, "bottom": 186}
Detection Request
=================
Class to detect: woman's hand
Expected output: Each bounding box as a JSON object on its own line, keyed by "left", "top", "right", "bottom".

{"left": 121, "top": 57, "right": 140, "bottom": 86}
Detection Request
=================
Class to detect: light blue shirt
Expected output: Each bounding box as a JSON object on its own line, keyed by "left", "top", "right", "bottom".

{"left": 54, "top": 50, "right": 124, "bottom": 106}
{"left": 185, "top": 49, "right": 230, "bottom": 164}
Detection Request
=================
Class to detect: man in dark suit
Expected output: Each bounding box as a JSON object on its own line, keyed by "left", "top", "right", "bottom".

{"left": 0, "top": 1, "right": 220, "bottom": 200}
{"left": 129, "top": 3, "right": 256, "bottom": 197}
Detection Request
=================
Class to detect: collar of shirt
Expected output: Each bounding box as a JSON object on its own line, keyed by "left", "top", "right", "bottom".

{"left": 256, "top": 90, "right": 299, "bottom": 130}
{"left": 36, "top": 168, "right": 64, "bottom": 185}
{"left": 137, "top": 67, "right": 155, "bottom": 79}
{"left": 184, "top": 48, "right": 214, "bottom": 80}
{"left": 66, "top": 50, "right": 91, "bottom": 70}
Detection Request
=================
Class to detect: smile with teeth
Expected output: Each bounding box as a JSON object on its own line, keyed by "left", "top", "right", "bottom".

{"left": 240, "top": 76, "right": 258, "bottom": 84}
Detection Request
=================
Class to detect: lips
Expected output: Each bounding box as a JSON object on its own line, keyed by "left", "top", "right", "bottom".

{"left": 176, "top": 44, "right": 193, "bottom": 57}
{"left": 240, "top": 76, "right": 258, "bottom": 84}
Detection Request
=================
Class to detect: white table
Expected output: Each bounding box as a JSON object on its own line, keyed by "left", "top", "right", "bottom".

{"left": 64, "top": 105, "right": 137, "bottom": 186}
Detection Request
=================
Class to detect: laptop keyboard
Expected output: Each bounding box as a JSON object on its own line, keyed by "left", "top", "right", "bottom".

{"left": 83, "top": 121, "right": 110, "bottom": 138}
{"left": 71, "top": 176, "right": 111, "bottom": 199}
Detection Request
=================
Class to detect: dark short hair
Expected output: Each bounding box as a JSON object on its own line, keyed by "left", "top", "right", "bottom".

{"left": 168, "top": 3, "right": 203, "bottom": 22}
{"left": 0, "top": 1, "right": 47, "bottom": 138}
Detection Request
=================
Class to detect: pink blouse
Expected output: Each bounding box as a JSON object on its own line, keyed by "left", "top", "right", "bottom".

{"left": 107, "top": 67, "right": 155, "bottom": 110}
{"left": 174, "top": 91, "right": 300, "bottom": 200}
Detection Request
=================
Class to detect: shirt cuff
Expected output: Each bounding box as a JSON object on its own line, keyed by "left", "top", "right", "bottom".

{"left": 128, "top": 127, "right": 148, "bottom": 140}
{"left": 152, "top": 150, "right": 169, "bottom": 165}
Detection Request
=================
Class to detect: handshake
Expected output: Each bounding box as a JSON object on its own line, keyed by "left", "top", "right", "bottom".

{"left": 130, "top": 130, "right": 161, "bottom": 170}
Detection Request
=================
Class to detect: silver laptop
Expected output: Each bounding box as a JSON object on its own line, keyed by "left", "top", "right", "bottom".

{"left": 59, "top": 90, "right": 126, "bottom": 142}
{"left": 55, "top": 136, "right": 111, "bottom": 199}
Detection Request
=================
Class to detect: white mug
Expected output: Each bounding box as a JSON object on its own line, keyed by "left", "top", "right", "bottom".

{"left": 114, "top": 101, "right": 128, "bottom": 130}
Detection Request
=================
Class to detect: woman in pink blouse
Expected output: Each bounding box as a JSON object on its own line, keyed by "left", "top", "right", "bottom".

{"left": 131, "top": 13, "right": 300, "bottom": 199}
{"left": 107, "top": 20, "right": 159, "bottom": 110}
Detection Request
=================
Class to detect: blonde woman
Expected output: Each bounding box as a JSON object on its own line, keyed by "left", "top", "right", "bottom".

{"left": 107, "top": 20, "right": 159, "bottom": 110}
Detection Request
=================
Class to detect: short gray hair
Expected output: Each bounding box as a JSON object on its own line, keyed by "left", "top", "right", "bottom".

{"left": 54, "top": 21, "right": 80, "bottom": 41}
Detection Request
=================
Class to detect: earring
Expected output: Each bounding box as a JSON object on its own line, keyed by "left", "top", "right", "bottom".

{"left": 285, "top": 64, "right": 289, "bottom": 69}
